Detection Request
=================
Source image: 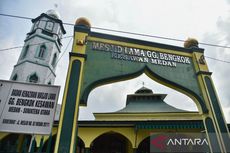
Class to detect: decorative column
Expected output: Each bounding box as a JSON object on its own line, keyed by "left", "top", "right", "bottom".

{"left": 186, "top": 38, "right": 230, "bottom": 153}
{"left": 54, "top": 18, "right": 91, "bottom": 153}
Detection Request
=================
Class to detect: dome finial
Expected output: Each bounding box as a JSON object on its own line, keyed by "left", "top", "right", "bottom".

{"left": 135, "top": 86, "right": 153, "bottom": 94}
{"left": 142, "top": 81, "right": 145, "bottom": 87}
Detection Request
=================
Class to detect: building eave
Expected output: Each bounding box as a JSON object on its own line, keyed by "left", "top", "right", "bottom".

{"left": 32, "top": 13, "right": 66, "bottom": 34}
{"left": 93, "top": 111, "right": 201, "bottom": 121}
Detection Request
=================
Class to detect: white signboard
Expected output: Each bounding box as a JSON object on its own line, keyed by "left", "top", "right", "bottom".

{"left": 0, "top": 80, "right": 60, "bottom": 135}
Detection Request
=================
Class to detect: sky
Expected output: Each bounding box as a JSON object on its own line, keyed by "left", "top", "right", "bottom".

{"left": 0, "top": 0, "right": 230, "bottom": 122}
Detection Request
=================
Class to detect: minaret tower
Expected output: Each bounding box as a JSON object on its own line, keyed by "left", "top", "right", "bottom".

{"left": 10, "top": 10, "right": 66, "bottom": 85}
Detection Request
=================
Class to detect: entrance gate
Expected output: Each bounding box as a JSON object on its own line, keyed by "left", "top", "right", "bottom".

{"left": 54, "top": 18, "right": 230, "bottom": 153}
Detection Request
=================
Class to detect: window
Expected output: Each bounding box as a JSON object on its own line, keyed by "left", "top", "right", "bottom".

{"left": 48, "top": 81, "right": 51, "bottom": 85}
{"left": 21, "top": 45, "right": 29, "bottom": 59}
{"left": 12, "top": 74, "right": 18, "bottom": 81}
{"left": 42, "top": 30, "right": 53, "bottom": 37}
{"left": 38, "top": 45, "right": 46, "bottom": 58}
{"left": 58, "top": 29, "right": 62, "bottom": 39}
{"left": 29, "top": 73, "right": 38, "bottom": 83}
{"left": 45, "top": 21, "right": 54, "bottom": 31}
{"left": 51, "top": 53, "right": 57, "bottom": 67}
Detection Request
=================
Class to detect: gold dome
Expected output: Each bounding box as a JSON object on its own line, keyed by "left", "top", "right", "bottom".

{"left": 184, "top": 38, "right": 199, "bottom": 48}
{"left": 75, "top": 17, "right": 91, "bottom": 28}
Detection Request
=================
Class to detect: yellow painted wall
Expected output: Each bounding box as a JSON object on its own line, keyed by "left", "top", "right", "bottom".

{"left": 78, "top": 127, "right": 136, "bottom": 148}
{"left": 0, "top": 125, "right": 204, "bottom": 150}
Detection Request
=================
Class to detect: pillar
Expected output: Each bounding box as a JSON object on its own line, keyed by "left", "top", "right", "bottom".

{"left": 54, "top": 18, "right": 91, "bottom": 153}
{"left": 193, "top": 51, "right": 230, "bottom": 153}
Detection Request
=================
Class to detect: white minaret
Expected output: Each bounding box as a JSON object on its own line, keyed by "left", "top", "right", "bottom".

{"left": 10, "top": 10, "right": 66, "bottom": 85}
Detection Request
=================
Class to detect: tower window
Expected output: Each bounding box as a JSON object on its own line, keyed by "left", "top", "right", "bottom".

{"left": 12, "top": 74, "right": 18, "bottom": 81}
{"left": 29, "top": 73, "right": 38, "bottom": 83}
{"left": 21, "top": 45, "right": 29, "bottom": 59}
{"left": 45, "top": 21, "right": 54, "bottom": 31}
{"left": 51, "top": 53, "right": 57, "bottom": 67}
{"left": 38, "top": 45, "right": 46, "bottom": 58}
{"left": 58, "top": 30, "right": 62, "bottom": 39}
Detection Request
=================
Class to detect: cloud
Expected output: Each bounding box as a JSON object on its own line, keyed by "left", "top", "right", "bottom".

{"left": 79, "top": 74, "right": 197, "bottom": 120}
{"left": 227, "top": 0, "right": 230, "bottom": 5}
{"left": 200, "top": 4, "right": 230, "bottom": 122}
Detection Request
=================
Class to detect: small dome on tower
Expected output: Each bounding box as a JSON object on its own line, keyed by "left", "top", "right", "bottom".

{"left": 184, "top": 38, "right": 199, "bottom": 48}
{"left": 135, "top": 87, "right": 153, "bottom": 94}
{"left": 46, "top": 9, "right": 61, "bottom": 19}
{"left": 75, "top": 17, "right": 91, "bottom": 28}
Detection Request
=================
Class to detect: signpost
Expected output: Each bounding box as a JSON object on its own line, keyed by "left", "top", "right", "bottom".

{"left": 0, "top": 80, "right": 60, "bottom": 135}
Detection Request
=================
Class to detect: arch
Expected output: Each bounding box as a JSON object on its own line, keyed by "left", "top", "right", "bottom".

{"left": 86, "top": 73, "right": 198, "bottom": 115}
{"left": 37, "top": 44, "right": 46, "bottom": 59}
{"left": 81, "top": 66, "right": 207, "bottom": 113}
{"left": 0, "top": 134, "right": 32, "bottom": 152}
{"left": 79, "top": 128, "right": 135, "bottom": 148}
{"left": 76, "top": 136, "right": 85, "bottom": 153}
{"left": 137, "top": 136, "right": 150, "bottom": 153}
{"left": 51, "top": 53, "right": 57, "bottom": 67}
{"left": 28, "top": 73, "right": 39, "bottom": 83}
{"left": 90, "top": 131, "right": 132, "bottom": 153}
{"left": 21, "top": 45, "right": 29, "bottom": 59}
{"left": 12, "top": 74, "right": 18, "bottom": 81}
{"left": 135, "top": 130, "right": 153, "bottom": 149}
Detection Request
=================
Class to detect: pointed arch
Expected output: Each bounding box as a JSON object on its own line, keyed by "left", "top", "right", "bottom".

{"left": 37, "top": 44, "right": 46, "bottom": 59}
{"left": 81, "top": 66, "right": 207, "bottom": 113}
{"left": 137, "top": 136, "right": 150, "bottom": 153}
{"left": 28, "top": 73, "right": 39, "bottom": 83}
{"left": 90, "top": 131, "right": 132, "bottom": 153}
{"left": 51, "top": 53, "right": 57, "bottom": 67}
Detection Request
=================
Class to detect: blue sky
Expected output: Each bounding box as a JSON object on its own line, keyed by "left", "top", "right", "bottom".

{"left": 0, "top": 0, "right": 230, "bottom": 122}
